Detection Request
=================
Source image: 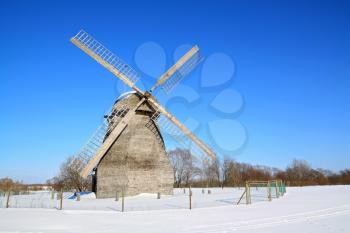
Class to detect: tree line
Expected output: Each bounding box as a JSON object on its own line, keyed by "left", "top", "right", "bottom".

{"left": 1, "top": 148, "right": 349, "bottom": 192}
{"left": 0, "top": 177, "right": 26, "bottom": 193}
{"left": 168, "top": 148, "right": 350, "bottom": 187}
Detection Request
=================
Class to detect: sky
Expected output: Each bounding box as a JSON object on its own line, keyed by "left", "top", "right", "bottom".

{"left": 0, "top": 0, "right": 349, "bottom": 183}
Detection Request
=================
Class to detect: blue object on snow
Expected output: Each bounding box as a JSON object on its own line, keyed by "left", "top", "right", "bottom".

{"left": 68, "top": 191, "right": 92, "bottom": 199}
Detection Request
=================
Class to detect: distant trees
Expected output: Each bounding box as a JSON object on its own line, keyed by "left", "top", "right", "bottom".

{"left": 282, "top": 159, "right": 338, "bottom": 186}
{"left": 3, "top": 150, "right": 349, "bottom": 190}
{"left": 167, "top": 149, "right": 350, "bottom": 187}
{"left": 221, "top": 158, "right": 274, "bottom": 187}
{"left": 0, "top": 177, "right": 26, "bottom": 192}
{"left": 325, "top": 169, "right": 350, "bottom": 185}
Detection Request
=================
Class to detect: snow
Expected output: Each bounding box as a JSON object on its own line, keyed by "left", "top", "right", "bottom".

{"left": 0, "top": 186, "right": 349, "bottom": 233}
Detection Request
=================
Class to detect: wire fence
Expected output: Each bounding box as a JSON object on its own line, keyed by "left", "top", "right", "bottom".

{"left": 0, "top": 186, "right": 286, "bottom": 211}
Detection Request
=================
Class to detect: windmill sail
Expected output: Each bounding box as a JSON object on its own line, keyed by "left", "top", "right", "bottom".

{"left": 151, "top": 45, "right": 203, "bottom": 94}
{"left": 147, "top": 98, "right": 216, "bottom": 160}
{"left": 78, "top": 98, "right": 145, "bottom": 178}
{"left": 71, "top": 30, "right": 142, "bottom": 92}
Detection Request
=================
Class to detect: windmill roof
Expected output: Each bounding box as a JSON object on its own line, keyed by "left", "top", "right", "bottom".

{"left": 116, "top": 91, "right": 137, "bottom": 102}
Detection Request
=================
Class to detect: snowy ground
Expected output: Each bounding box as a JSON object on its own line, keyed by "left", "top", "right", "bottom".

{"left": 0, "top": 186, "right": 349, "bottom": 233}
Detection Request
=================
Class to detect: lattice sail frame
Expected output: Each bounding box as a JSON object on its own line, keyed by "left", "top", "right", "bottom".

{"left": 71, "top": 103, "right": 130, "bottom": 172}
{"left": 71, "top": 30, "right": 140, "bottom": 86}
{"left": 160, "top": 50, "right": 203, "bottom": 94}
{"left": 146, "top": 110, "right": 208, "bottom": 161}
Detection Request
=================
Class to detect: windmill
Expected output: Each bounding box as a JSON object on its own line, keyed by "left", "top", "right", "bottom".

{"left": 70, "top": 30, "right": 216, "bottom": 198}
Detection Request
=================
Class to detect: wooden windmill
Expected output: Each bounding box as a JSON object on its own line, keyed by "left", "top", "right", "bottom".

{"left": 70, "top": 30, "right": 216, "bottom": 198}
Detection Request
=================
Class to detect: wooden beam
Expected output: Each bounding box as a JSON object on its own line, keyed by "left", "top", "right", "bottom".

{"left": 147, "top": 98, "right": 216, "bottom": 160}
{"left": 71, "top": 38, "right": 144, "bottom": 95}
{"left": 236, "top": 189, "right": 246, "bottom": 205}
{"left": 80, "top": 98, "right": 146, "bottom": 178}
{"left": 150, "top": 45, "right": 199, "bottom": 92}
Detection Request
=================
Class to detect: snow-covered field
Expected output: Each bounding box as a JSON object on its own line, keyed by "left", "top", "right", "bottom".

{"left": 0, "top": 186, "right": 349, "bottom": 233}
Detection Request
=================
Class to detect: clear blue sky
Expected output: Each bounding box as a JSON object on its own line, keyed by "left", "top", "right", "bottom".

{"left": 0, "top": 0, "right": 349, "bottom": 183}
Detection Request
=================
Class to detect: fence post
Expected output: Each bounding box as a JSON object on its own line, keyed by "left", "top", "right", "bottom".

{"left": 59, "top": 189, "right": 63, "bottom": 210}
{"left": 115, "top": 191, "right": 119, "bottom": 201}
{"left": 189, "top": 185, "right": 192, "bottom": 210}
{"left": 121, "top": 189, "right": 125, "bottom": 212}
{"left": 249, "top": 183, "right": 251, "bottom": 204}
{"left": 76, "top": 192, "right": 80, "bottom": 201}
{"left": 51, "top": 190, "right": 55, "bottom": 200}
{"left": 278, "top": 180, "right": 281, "bottom": 196}
{"left": 268, "top": 181, "right": 272, "bottom": 201}
{"left": 157, "top": 192, "right": 161, "bottom": 199}
{"left": 6, "top": 190, "right": 11, "bottom": 208}
{"left": 245, "top": 182, "right": 249, "bottom": 205}
{"left": 275, "top": 180, "right": 279, "bottom": 198}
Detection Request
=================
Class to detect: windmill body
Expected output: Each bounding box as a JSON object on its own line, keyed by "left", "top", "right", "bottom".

{"left": 70, "top": 30, "right": 216, "bottom": 198}
{"left": 95, "top": 93, "right": 173, "bottom": 198}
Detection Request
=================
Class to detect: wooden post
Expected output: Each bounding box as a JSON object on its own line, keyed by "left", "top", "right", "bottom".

{"left": 157, "top": 192, "right": 161, "bottom": 199}
{"left": 121, "top": 189, "right": 125, "bottom": 212}
{"left": 275, "top": 180, "right": 279, "bottom": 198}
{"left": 202, "top": 188, "right": 205, "bottom": 194}
{"left": 268, "top": 181, "right": 272, "bottom": 201}
{"left": 51, "top": 190, "right": 55, "bottom": 200}
{"left": 278, "top": 180, "right": 281, "bottom": 196}
{"left": 115, "top": 191, "right": 120, "bottom": 201}
{"left": 6, "top": 190, "right": 10, "bottom": 208}
{"left": 59, "top": 189, "right": 63, "bottom": 210}
{"left": 245, "top": 182, "right": 249, "bottom": 205}
{"left": 76, "top": 192, "right": 80, "bottom": 201}
{"left": 248, "top": 183, "right": 252, "bottom": 204}
{"left": 183, "top": 188, "right": 186, "bottom": 194}
{"left": 189, "top": 185, "right": 192, "bottom": 210}
{"left": 208, "top": 189, "right": 211, "bottom": 194}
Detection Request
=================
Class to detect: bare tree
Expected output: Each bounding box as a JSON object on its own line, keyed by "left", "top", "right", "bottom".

{"left": 222, "top": 157, "right": 242, "bottom": 186}
{"left": 168, "top": 148, "right": 200, "bottom": 187}
{"left": 201, "top": 157, "right": 222, "bottom": 186}
{"left": 286, "top": 159, "right": 313, "bottom": 186}
{"left": 50, "top": 155, "right": 91, "bottom": 191}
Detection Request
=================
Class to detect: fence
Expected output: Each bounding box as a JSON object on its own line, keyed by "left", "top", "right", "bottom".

{"left": 237, "top": 179, "right": 287, "bottom": 205}
{"left": 0, "top": 190, "right": 73, "bottom": 209}
{"left": 1, "top": 186, "right": 286, "bottom": 211}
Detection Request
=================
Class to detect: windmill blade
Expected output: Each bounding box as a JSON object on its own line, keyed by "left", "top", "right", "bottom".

{"left": 150, "top": 45, "right": 203, "bottom": 94}
{"left": 71, "top": 30, "right": 143, "bottom": 94}
{"left": 147, "top": 98, "right": 216, "bottom": 160}
{"left": 71, "top": 103, "right": 132, "bottom": 174}
{"left": 73, "top": 98, "right": 146, "bottom": 178}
